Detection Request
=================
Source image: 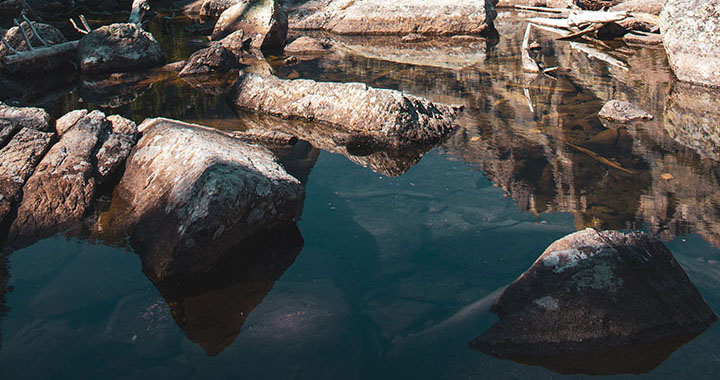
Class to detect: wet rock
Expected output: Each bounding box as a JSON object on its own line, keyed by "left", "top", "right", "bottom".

{"left": 664, "top": 81, "right": 720, "bottom": 161}
{"left": 284, "top": 36, "right": 332, "bottom": 56}
{"left": 179, "top": 43, "right": 240, "bottom": 76}
{"left": 97, "top": 118, "right": 304, "bottom": 281}
{"left": 293, "top": 0, "right": 497, "bottom": 36}
{"left": 8, "top": 110, "right": 136, "bottom": 245}
{"left": 660, "top": 0, "right": 720, "bottom": 87}
{"left": 151, "top": 223, "right": 303, "bottom": 356}
{"left": 0, "top": 21, "right": 67, "bottom": 59}
{"left": 77, "top": 23, "right": 165, "bottom": 74}
{"left": 211, "top": 0, "right": 288, "bottom": 51}
{"left": 231, "top": 72, "right": 460, "bottom": 150}
{"left": 0, "top": 102, "right": 50, "bottom": 146}
{"left": 598, "top": 99, "right": 653, "bottom": 122}
{"left": 0, "top": 128, "right": 55, "bottom": 226}
{"left": 471, "top": 228, "right": 717, "bottom": 375}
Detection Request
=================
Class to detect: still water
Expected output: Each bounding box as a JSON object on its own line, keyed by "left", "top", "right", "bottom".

{"left": 2, "top": 10, "right": 720, "bottom": 379}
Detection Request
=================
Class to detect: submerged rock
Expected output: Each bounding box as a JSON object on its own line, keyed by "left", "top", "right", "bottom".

{"left": 231, "top": 72, "right": 460, "bottom": 149}
{"left": 292, "top": 0, "right": 497, "bottom": 36}
{"left": 77, "top": 23, "right": 165, "bottom": 74}
{"left": 598, "top": 99, "right": 653, "bottom": 123}
{"left": 660, "top": 0, "right": 720, "bottom": 87}
{"left": 471, "top": 228, "right": 717, "bottom": 375}
{"left": 8, "top": 111, "right": 136, "bottom": 246}
{"left": 211, "top": 0, "right": 288, "bottom": 51}
{"left": 97, "top": 118, "right": 304, "bottom": 281}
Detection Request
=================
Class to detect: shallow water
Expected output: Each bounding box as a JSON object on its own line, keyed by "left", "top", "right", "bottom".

{"left": 2, "top": 10, "right": 720, "bottom": 380}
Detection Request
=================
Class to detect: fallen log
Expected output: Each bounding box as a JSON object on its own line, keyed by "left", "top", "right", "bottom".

{"left": 1, "top": 39, "right": 78, "bottom": 66}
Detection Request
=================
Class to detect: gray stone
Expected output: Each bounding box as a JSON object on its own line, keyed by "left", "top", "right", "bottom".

{"left": 77, "top": 23, "right": 165, "bottom": 74}
{"left": 211, "top": 0, "right": 288, "bottom": 51}
{"left": 292, "top": 0, "right": 497, "bottom": 36}
{"left": 97, "top": 118, "right": 304, "bottom": 281}
{"left": 660, "top": 0, "right": 720, "bottom": 87}
{"left": 0, "top": 21, "right": 67, "bottom": 58}
{"left": 471, "top": 228, "right": 717, "bottom": 375}
{"left": 0, "top": 102, "right": 50, "bottom": 147}
{"left": 232, "top": 72, "right": 460, "bottom": 149}
{"left": 598, "top": 99, "right": 653, "bottom": 122}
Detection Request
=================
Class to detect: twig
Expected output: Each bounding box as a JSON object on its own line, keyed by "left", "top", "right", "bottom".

{"left": 1, "top": 40, "right": 79, "bottom": 65}
{"left": 515, "top": 5, "right": 568, "bottom": 14}
{"left": 79, "top": 15, "right": 91, "bottom": 33}
{"left": 21, "top": 15, "right": 48, "bottom": 46}
{"left": 13, "top": 18, "right": 34, "bottom": 50}
{"left": 69, "top": 18, "right": 89, "bottom": 34}
{"left": 557, "top": 22, "right": 604, "bottom": 40}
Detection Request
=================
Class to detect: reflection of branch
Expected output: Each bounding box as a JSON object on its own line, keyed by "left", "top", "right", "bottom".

{"left": 567, "top": 142, "right": 636, "bottom": 174}
{"left": 523, "top": 86, "right": 534, "bottom": 113}
{"left": 522, "top": 23, "right": 540, "bottom": 73}
{"left": 569, "top": 41, "right": 629, "bottom": 70}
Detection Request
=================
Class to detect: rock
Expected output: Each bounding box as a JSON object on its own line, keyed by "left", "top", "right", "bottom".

{"left": 0, "top": 0, "right": 35, "bottom": 29}
{"left": 0, "top": 127, "right": 55, "bottom": 226}
{"left": 218, "top": 29, "right": 251, "bottom": 55}
{"left": 664, "top": 81, "right": 720, "bottom": 161}
{"left": 8, "top": 110, "right": 136, "bottom": 246}
{"left": 0, "top": 102, "right": 50, "bottom": 147}
{"left": 211, "top": 0, "right": 288, "bottom": 51}
{"left": 232, "top": 72, "right": 460, "bottom": 149}
{"left": 611, "top": 0, "right": 666, "bottom": 16}
{"left": 660, "top": 0, "right": 720, "bottom": 87}
{"left": 470, "top": 228, "right": 717, "bottom": 375}
{"left": 184, "top": 0, "right": 241, "bottom": 17}
{"left": 293, "top": 0, "right": 497, "bottom": 36}
{"left": 623, "top": 31, "right": 663, "bottom": 45}
{"left": 284, "top": 36, "right": 332, "bottom": 55}
{"left": 95, "top": 115, "right": 139, "bottom": 182}
{"left": 598, "top": 99, "right": 653, "bottom": 122}
{"left": 179, "top": 44, "right": 240, "bottom": 76}
{"left": 96, "top": 118, "right": 304, "bottom": 281}
{"left": 0, "top": 21, "right": 67, "bottom": 58}
{"left": 77, "top": 23, "right": 165, "bottom": 74}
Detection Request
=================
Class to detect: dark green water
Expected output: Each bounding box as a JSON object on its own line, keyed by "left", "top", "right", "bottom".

{"left": 2, "top": 10, "right": 720, "bottom": 380}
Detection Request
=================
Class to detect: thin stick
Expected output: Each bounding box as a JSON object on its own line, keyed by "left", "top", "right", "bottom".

{"left": 21, "top": 15, "right": 48, "bottom": 46}
{"left": 79, "top": 15, "right": 91, "bottom": 33}
{"left": 522, "top": 23, "right": 540, "bottom": 73}
{"left": 69, "top": 18, "right": 89, "bottom": 34}
{"left": 514, "top": 5, "right": 567, "bottom": 14}
{"left": 2, "top": 40, "right": 79, "bottom": 65}
{"left": 14, "top": 18, "right": 34, "bottom": 50}
{"left": 557, "top": 22, "right": 604, "bottom": 40}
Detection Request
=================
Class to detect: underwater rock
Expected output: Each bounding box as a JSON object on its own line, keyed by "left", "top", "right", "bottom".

{"left": 8, "top": 111, "right": 136, "bottom": 246}
{"left": 0, "top": 127, "right": 54, "bottom": 227}
{"left": 211, "top": 0, "right": 287, "bottom": 51}
{"left": 77, "top": 23, "right": 165, "bottom": 74}
{"left": 151, "top": 223, "right": 303, "bottom": 356}
{"left": 179, "top": 43, "right": 240, "bottom": 76}
{"left": 470, "top": 228, "right": 717, "bottom": 375}
{"left": 231, "top": 72, "right": 460, "bottom": 150}
{"left": 292, "top": 0, "right": 497, "bottom": 36}
{"left": 598, "top": 99, "right": 653, "bottom": 123}
{"left": 664, "top": 81, "right": 720, "bottom": 161}
{"left": 97, "top": 118, "right": 304, "bottom": 281}
{"left": 661, "top": 0, "right": 720, "bottom": 87}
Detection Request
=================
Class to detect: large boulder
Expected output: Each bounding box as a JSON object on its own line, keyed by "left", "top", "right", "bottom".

{"left": 292, "top": 0, "right": 497, "bottom": 36}
{"left": 660, "top": 0, "right": 720, "bottom": 87}
{"left": 77, "top": 23, "right": 165, "bottom": 74}
{"left": 232, "top": 72, "right": 460, "bottom": 149}
{"left": 95, "top": 118, "right": 304, "bottom": 281}
{"left": 471, "top": 228, "right": 717, "bottom": 375}
{"left": 211, "top": 0, "right": 287, "bottom": 51}
{"left": 8, "top": 111, "right": 137, "bottom": 246}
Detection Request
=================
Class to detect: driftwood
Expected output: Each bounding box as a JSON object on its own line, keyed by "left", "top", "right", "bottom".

{"left": 2, "top": 40, "right": 78, "bottom": 65}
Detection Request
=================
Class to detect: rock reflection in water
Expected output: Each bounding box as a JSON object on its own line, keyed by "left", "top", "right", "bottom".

{"left": 78, "top": 70, "right": 175, "bottom": 108}
{"left": 470, "top": 229, "right": 717, "bottom": 375}
{"left": 153, "top": 223, "right": 303, "bottom": 356}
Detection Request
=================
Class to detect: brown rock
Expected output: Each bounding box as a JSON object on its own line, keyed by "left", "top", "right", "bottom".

{"left": 0, "top": 21, "right": 67, "bottom": 58}
{"left": 95, "top": 115, "right": 139, "bottom": 182}
{"left": 232, "top": 72, "right": 460, "bottom": 149}
{"left": 211, "top": 0, "right": 288, "bottom": 51}
{"left": 664, "top": 81, "right": 720, "bottom": 161}
{"left": 0, "top": 102, "right": 51, "bottom": 147}
{"left": 96, "top": 118, "right": 304, "bottom": 281}
{"left": 470, "top": 228, "right": 717, "bottom": 375}
{"left": 284, "top": 36, "right": 332, "bottom": 55}
{"left": 598, "top": 99, "right": 653, "bottom": 122}
{"left": 77, "top": 23, "right": 165, "bottom": 74}
{"left": 611, "top": 0, "right": 666, "bottom": 16}
{"left": 179, "top": 44, "right": 240, "bottom": 76}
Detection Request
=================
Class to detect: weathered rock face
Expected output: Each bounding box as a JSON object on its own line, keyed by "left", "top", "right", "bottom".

{"left": 8, "top": 111, "right": 137, "bottom": 246}
{"left": 211, "top": 0, "right": 288, "bottom": 51}
{"left": 664, "top": 81, "right": 720, "bottom": 161}
{"left": 77, "top": 23, "right": 165, "bottom": 74}
{"left": 292, "top": 0, "right": 497, "bottom": 36}
{"left": 232, "top": 72, "right": 460, "bottom": 149}
{"left": 599, "top": 99, "right": 653, "bottom": 123}
{"left": 179, "top": 43, "right": 240, "bottom": 76}
{"left": 97, "top": 118, "right": 304, "bottom": 281}
{"left": 660, "top": 0, "right": 720, "bottom": 87}
{"left": 0, "top": 128, "right": 55, "bottom": 227}
{"left": 0, "top": 21, "right": 67, "bottom": 58}
{"left": 96, "top": 115, "right": 139, "bottom": 183}
{"left": 0, "top": 102, "right": 50, "bottom": 146}
{"left": 471, "top": 228, "right": 717, "bottom": 375}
